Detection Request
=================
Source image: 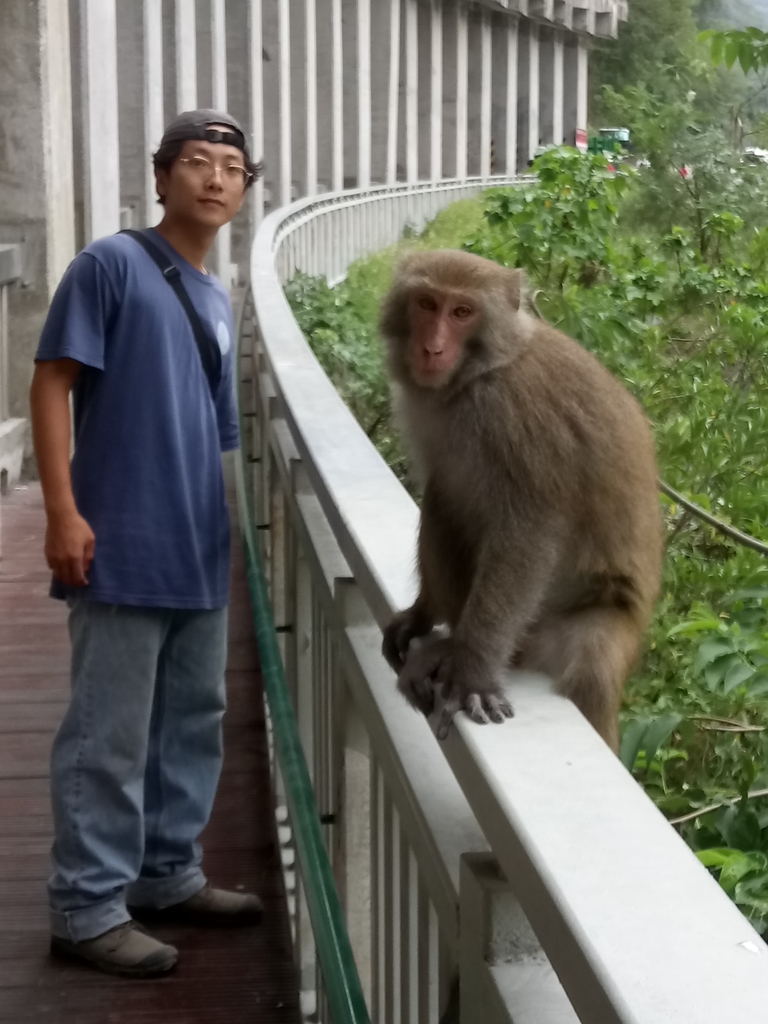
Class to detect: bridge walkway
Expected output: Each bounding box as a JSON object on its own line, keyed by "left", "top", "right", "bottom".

{"left": 0, "top": 473, "right": 301, "bottom": 1023}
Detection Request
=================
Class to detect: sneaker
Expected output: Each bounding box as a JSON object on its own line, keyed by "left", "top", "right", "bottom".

{"left": 51, "top": 920, "right": 178, "bottom": 977}
{"left": 130, "top": 884, "right": 263, "bottom": 927}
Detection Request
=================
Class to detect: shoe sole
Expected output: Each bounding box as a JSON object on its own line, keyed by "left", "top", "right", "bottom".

{"left": 50, "top": 937, "right": 178, "bottom": 978}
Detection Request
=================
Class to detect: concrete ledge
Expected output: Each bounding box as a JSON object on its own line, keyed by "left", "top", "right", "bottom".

{"left": 0, "top": 245, "right": 22, "bottom": 288}
{"left": 0, "top": 418, "right": 27, "bottom": 492}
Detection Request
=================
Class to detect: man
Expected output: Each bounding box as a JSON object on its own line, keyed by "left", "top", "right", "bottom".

{"left": 30, "top": 110, "right": 263, "bottom": 978}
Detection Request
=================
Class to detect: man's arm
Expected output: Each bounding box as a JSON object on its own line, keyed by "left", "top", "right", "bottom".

{"left": 30, "top": 359, "right": 95, "bottom": 587}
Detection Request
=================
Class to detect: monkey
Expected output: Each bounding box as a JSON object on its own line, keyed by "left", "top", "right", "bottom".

{"left": 379, "top": 249, "right": 663, "bottom": 751}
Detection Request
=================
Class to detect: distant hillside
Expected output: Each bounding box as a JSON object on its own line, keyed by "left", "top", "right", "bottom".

{"left": 701, "top": 0, "right": 768, "bottom": 28}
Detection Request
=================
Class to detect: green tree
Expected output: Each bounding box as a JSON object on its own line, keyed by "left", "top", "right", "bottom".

{"left": 591, "top": 0, "right": 699, "bottom": 103}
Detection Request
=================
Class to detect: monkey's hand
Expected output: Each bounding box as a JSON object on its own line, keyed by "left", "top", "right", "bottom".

{"left": 382, "top": 605, "right": 434, "bottom": 673}
{"left": 396, "top": 637, "right": 514, "bottom": 741}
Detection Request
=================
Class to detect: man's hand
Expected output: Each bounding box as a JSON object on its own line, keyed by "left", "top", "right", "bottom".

{"left": 30, "top": 358, "right": 90, "bottom": 586}
{"left": 45, "top": 511, "right": 95, "bottom": 587}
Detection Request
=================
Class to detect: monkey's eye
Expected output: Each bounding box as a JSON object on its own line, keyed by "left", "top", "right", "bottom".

{"left": 453, "top": 306, "right": 473, "bottom": 319}
{"left": 417, "top": 296, "right": 438, "bottom": 311}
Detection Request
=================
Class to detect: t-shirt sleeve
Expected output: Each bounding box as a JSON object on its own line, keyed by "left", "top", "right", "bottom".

{"left": 35, "top": 252, "right": 117, "bottom": 370}
{"left": 216, "top": 348, "right": 241, "bottom": 453}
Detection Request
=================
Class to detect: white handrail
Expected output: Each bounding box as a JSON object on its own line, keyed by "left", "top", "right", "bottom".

{"left": 245, "top": 178, "right": 768, "bottom": 1023}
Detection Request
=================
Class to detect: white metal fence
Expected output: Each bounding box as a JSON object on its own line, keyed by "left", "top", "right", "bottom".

{"left": 238, "top": 178, "right": 768, "bottom": 1024}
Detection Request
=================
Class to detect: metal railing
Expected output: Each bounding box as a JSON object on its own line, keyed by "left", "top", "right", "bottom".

{"left": 0, "top": 244, "right": 22, "bottom": 426}
{"left": 237, "top": 177, "right": 768, "bottom": 1024}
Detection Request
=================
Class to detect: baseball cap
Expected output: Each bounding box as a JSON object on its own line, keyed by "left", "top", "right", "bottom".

{"left": 159, "top": 109, "right": 251, "bottom": 159}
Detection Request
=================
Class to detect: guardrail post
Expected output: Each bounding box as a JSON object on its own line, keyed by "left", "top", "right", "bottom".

{"left": 293, "top": 498, "right": 317, "bottom": 1007}
{"left": 335, "top": 578, "right": 374, "bottom": 1009}
{"left": 459, "top": 853, "right": 578, "bottom": 1024}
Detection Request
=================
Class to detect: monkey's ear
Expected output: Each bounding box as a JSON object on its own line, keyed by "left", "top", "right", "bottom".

{"left": 506, "top": 268, "right": 528, "bottom": 312}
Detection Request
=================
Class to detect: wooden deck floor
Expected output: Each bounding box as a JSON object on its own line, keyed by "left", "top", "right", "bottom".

{"left": 0, "top": 479, "right": 301, "bottom": 1023}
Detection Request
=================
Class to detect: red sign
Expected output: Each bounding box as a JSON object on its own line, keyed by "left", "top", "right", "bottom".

{"left": 575, "top": 128, "right": 588, "bottom": 153}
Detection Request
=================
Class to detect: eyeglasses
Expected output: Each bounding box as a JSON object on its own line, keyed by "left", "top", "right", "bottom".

{"left": 178, "top": 156, "right": 252, "bottom": 190}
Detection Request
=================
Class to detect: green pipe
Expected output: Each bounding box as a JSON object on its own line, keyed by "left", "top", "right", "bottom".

{"left": 234, "top": 296, "right": 371, "bottom": 1024}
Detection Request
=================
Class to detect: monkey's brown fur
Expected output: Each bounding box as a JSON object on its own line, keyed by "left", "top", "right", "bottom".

{"left": 380, "top": 249, "right": 663, "bottom": 749}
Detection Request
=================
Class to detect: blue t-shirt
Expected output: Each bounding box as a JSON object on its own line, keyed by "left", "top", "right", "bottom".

{"left": 35, "top": 229, "right": 240, "bottom": 610}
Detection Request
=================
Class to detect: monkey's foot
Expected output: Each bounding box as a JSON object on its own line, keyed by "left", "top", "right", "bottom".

{"left": 435, "top": 691, "right": 514, "bottom": 741}
{"left": 396, "top": 637, "right": 514, "bottom": 740}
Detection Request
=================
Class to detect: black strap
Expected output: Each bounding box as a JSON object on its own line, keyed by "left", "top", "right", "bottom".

{"left": 121, "top": 229, "right": 221, "bottom": 397}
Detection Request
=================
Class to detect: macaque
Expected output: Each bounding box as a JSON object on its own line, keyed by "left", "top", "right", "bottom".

{"left": 380, "top": 250, "right": 662, "bottom": 750}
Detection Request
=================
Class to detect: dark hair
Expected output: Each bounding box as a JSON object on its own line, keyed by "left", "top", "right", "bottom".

{"left": 152, "top": 139, "right": 263, "bottom": 205}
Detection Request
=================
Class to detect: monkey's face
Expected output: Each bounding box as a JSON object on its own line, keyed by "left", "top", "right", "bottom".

{"left": 405, "top": 288, "right": 481, "bottom": 388}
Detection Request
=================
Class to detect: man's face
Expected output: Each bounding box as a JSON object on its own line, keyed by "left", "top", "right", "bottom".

{"left": 156, "top": 129, "right": 248, "bottom": 227}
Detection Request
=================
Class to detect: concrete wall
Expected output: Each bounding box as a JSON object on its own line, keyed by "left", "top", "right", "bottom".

{"left": 0, "top": 0, "right": 57, "bottom": 473}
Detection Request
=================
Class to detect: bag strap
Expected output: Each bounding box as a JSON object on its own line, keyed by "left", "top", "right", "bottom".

{"left": 121, "top": 229, "right": 221, "bottom": 397}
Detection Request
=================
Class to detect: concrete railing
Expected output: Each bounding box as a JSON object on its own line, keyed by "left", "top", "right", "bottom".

{"left": 0, "top": 244, "right": 25, "bottom": 500}
{"left": 238, "top": 178, "right": 768, "bottom": 1024}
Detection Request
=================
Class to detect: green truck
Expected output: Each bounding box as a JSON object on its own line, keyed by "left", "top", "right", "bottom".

{"left": 588, "top": 127, "right": 632, "bottom": 155}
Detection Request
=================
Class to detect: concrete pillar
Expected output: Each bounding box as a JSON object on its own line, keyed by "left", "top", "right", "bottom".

{"left": 441, "top": 2, "right": 457, "bottom": 179}
{"left": 430, "top": 0, "right": 443, "bottom": 183}
{"left": 563, "top": 36, "right": 578, "bottom": 147}
{"left": 278, "top": 0, "right": 293, "bottom": 205}
{"left": 417, "top": 0, "right": 432, "bottom": 181}
{"left": 383, "top": 0, "right": 401, "bottom": 184}
{"left": 516, "top": 19, "right": 530, "bottom": 169}
{"left": 455, "top": 1, "right": 468, "bottom": 180}
{"left": 466, "top": 6, "right": 482, "bottom": 178}
{"left": 564, "top": 33, "right": 588, "bottom": 150}
{"left": 332, "top": 0, "right": 344, "bottom": 190}
{"left": 490, "top": 12, "right": 508, "bottom": 178}
{"left": 505, "top": 16, "right": 519, "bottom": 175}
{"left": 259, "top": 0, "right": 280, "bottom": 210}
{"left": 144, "top": 0, "right": 164, "bottom": 227}
{"left": 116, "top": 1, "right": 143, "bottom": 229}
{"left": 370, "top": 0, "right": 393, "bottom": 185}
{"left": 306, "top": 0, "right": 318, "bottom": 196}
{"left": 577, "top": 36, "right": 588, "bottom": 136}
{"left": 539, "top": 26, "right": 564, "bottom": 148}
{"left": 195, "top": 0, "right": 213, "bottom": 110}
{"left": 480, "top": 8, "right": 492, "bottom": 180}
{"left": 40, "top": 0, "right": 76, "bottom": 296}
{"left": 210, "top": 0, "right": 231, "bottom": 283}
{"left": 553, "top": 29, "right": 564, "bottom": 146}
{"left": 176, "top": 0, "right": 198, "bottom": 111}
{"left": 312, "top": 0, "right": 331, "bottom": 193}
{"left": 250, "top": 0, "right": 265, "bottom": 222}
{"left": 405, "top": 0, "right": 418, "bottom": 182}
{"left": 81, "top": 0, "right": 121, "bottom": 242}
{"left": 528, "top": 20, "right": 540, "bottom": 162}
{"left": 0, "top": 0, "right": 76, "bottom": 470}
{"left": 289, "top": 0, "right": 307, "bottom": 200}
{"left": 539, "top": 28, "right": 554, "bottom": 146}
{"left": 357, "top": 0, "right": 371, "bottom": 189}
{"left": 224, "top": 0, "right": 252, "bottom": 279}
{"left": 341, "top": 0, "right": 358, "bottom": 190}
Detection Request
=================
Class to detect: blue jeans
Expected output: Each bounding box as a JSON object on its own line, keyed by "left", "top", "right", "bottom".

{"left": 48, "top": 597, "right": 229, "bottom": 942}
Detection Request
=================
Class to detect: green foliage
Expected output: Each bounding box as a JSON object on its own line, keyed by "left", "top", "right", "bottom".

{"left": 463, "top": 149, "right": 632, "bottom": 290}
{"left": 702, "top": 25, "right": 768, "bottom": 72}
{"left": 283, "top": 271, "right": 408, "bottom": 482}
{"left": 591, "top": 0, "right": 701, "bottom": 103}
